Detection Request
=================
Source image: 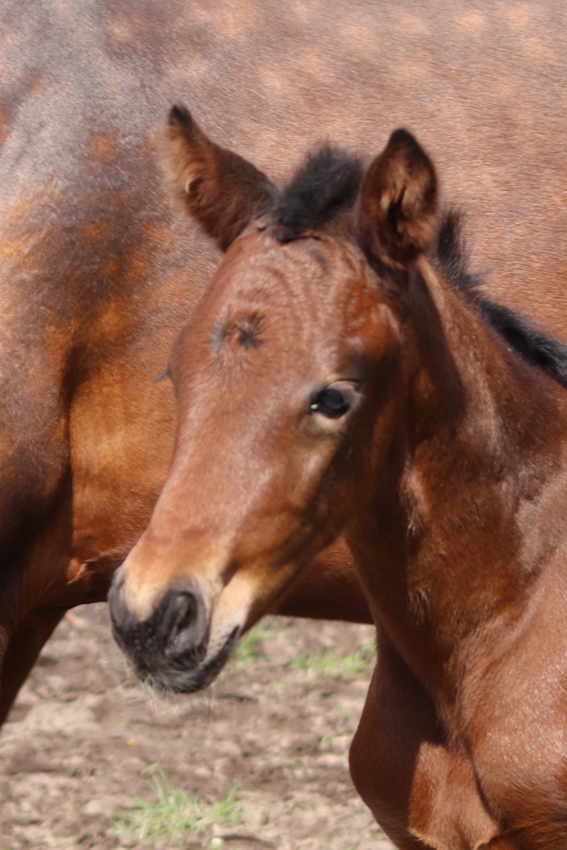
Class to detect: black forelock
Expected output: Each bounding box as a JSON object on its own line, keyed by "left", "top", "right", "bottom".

{"left": 274, "top": 146, "right": 363, "bottom": 243}
{"left": 436, "top": 210, "right": 567, "bottom": 389}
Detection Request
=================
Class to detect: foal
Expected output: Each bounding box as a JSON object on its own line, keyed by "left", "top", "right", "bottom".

{"left": 111, "top": 107, "right": 567, "bottom": 848}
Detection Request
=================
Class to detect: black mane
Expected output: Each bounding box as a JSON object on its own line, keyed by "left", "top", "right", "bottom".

{"left": 275, "top": 146, "right": 567, "bottom": 390}
{"left": 274, "top": 146, "right": 363, "bottom": 243}
{"left": 436, "top": 210, "right": 567, "bottom": 389}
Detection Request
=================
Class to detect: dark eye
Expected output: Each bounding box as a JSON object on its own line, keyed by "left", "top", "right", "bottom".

{"left": 310, "top": 387, "right": 351, "bottom": 419}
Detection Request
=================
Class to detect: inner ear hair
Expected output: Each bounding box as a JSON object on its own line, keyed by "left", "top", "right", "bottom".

{"left": 356, "top": 129, "right": 438, "bottom": 265}
{"left": 162, "top": 105, "right": 276, "bottom": 251}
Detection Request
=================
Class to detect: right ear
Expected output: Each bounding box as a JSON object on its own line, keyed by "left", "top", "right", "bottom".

{"left": 355, "top": 129, "right": 438, "bottom": 266}
{"left": 162, "top": 105, "right": 276, "bottom": 251}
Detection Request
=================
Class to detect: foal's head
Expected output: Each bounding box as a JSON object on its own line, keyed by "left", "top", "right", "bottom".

{"left": 109, "top": 107, "right": 441, "bottom": 691}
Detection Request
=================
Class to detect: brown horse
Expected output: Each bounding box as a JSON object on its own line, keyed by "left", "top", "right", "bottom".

{"left": 2, "top": 0, "right": 567, "bottom": 735}
{"left": 0, "top": 0, "right": 378, "bottom": 725}
{"left": 110, "top": 112, "right": 567, "bottom": 849}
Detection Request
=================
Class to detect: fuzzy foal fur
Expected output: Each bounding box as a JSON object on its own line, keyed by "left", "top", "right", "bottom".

{"left": 112, "top": 113, "right": 567, "bottom": 849}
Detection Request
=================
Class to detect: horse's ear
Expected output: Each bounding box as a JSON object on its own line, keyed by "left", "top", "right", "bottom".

{"left": 163, "top": 105, "right": 276, "bottom": 251}
{"left": 356, "top": 129, "right": 437, "bottom": 265}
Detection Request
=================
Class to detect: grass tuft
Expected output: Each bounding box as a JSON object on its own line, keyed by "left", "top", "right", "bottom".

{"left": 229, "top": 621, "right": 375, "bottom": 680}
{"left": 229, "top": 623, "right": 283, "bottom": 667}
{"left": 289, "top": 642, "right": 376, "bottom": 680}
{"left": 114, "top": 768, "right": 242, "bottom": 846}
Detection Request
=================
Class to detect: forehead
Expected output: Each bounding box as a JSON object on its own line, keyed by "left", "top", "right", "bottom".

{"left": 208, "top": 229, "right": 377, "bottom": 323}
{"left": 171, "top": 228, "right": 393, "bottom": 387}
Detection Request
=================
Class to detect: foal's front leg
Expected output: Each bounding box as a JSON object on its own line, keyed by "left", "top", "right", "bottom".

{"left": 349, "top": 624, "right": 501, "bottom": 850}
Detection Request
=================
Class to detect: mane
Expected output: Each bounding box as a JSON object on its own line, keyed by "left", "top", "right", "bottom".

{"left": 436, "top": 210, "right": 567, "bottom": 390}
{"left": 274, "top": 146, "right": 363, "bottom": 243}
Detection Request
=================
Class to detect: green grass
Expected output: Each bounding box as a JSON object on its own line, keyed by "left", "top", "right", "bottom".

{"left": 289, "top": 642, "right": 376, "bottom": 680}
{"left": 229, "top": 623, "right": 283, "bottom": 666}
{"left": 113, "top": 769, "right": 242, "bottom": 846}
{"left": 230, "top": 622, "right": 376, "bottom": 681}
{"left": 270, "top": 679, "right": 285, "bottom": 695}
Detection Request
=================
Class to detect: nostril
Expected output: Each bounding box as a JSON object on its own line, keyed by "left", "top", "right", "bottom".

{"left": 167, "top": 592, "right": 197, "bottom": 652}
{"left": 162, "top": 588, "right": 207, "bottom": 661}
{"left": 108, "top": 574, "right": 209, "bottom": 680}
{"left": 173, "top": 595, "right": 196, "bottom": 635}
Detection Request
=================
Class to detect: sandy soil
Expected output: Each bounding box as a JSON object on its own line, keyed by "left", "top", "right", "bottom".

{"left": 0, "top": 605, "right": 395, "bottom": 850}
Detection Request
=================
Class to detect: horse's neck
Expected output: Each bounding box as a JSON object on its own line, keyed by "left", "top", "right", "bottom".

{"left": 349, "top": 258, "right": 567, "bottom": 703}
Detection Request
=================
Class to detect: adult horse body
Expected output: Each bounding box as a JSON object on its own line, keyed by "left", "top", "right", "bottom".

{"left": 111, "top": 116, "right": 567, "bottom": 849}
{"left": 2, "top": 0, "right": 567, "bottom": 726}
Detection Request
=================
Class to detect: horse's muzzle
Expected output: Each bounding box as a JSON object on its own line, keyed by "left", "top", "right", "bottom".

{"left": 108, "top": 567, "right": 217, "bottom": 692}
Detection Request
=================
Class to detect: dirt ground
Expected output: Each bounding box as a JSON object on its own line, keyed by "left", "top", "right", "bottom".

{"left": 0, "top": 605, "right": 395, "bottom": 850}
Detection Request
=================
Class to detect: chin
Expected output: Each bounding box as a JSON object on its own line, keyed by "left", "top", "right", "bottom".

{"left": 139, "top": 626, "right": 241, "bottom": 695}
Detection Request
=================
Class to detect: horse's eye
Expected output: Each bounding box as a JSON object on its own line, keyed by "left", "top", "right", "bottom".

{"left": 310, "top": 387, "right": 351, "bottom": 418}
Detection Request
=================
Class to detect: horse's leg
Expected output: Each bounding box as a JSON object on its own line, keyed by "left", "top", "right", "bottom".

{"left": 273, "top": 537, "right": 372, "bottom": 623}
{"left": 0, "top": 484, "right": 76, "bottom": 727}
{"left": 349, "top": 624, "right": 438, "bottom": 850}
{"left": 349, "top": 624, "right": 501, "bottom": 850}
{"left": 0, "top": 608, "right": 65, "bottom": 725}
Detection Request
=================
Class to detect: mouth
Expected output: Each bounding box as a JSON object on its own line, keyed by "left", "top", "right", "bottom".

{"left": 132, "top": 626, "right": 241, "bottom": 695}
{"left": 109, "top": 568, "right": 244, "bottom": 695}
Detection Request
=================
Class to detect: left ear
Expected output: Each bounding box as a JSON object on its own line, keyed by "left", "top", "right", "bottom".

{"left": 162, "top": 105, "right": 276, "bottom": 251}
{"left": 356, "top": 129, "right": 438, "bottom": 265}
